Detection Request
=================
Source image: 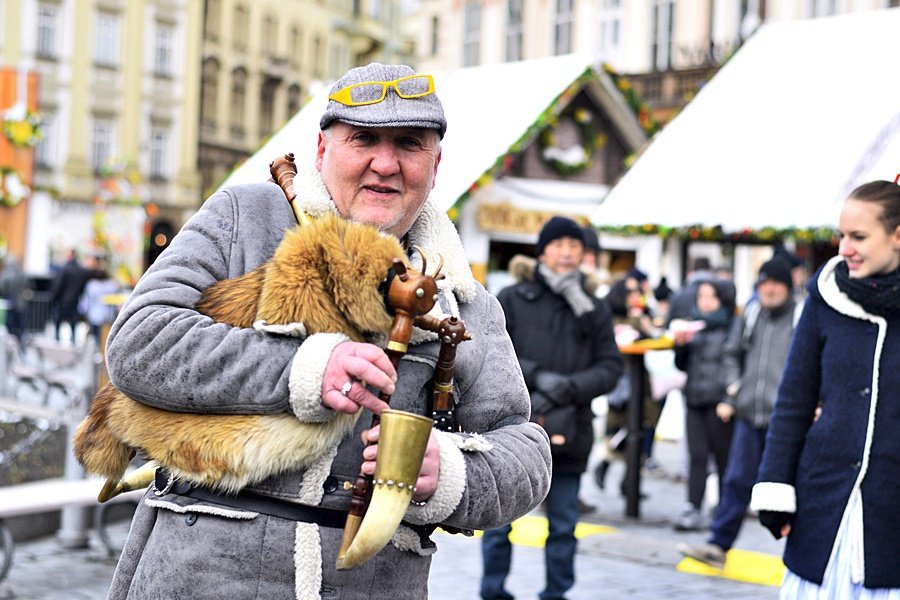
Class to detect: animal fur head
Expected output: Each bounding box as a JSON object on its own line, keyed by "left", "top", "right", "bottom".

{"left": 255, "top": 214, "right": 405, "bottom": 341}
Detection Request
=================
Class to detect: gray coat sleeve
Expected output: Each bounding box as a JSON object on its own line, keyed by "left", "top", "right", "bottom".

{"left": 428, "top": 288, "right": 552, "bottom": 531}
{"left": 721, "top": 314, "right": 745, "bottom": 399}
{"left": 105, "top": 187, "right": 301, "bottom": 415}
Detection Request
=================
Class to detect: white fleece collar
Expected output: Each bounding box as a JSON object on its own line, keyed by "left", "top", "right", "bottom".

{"left": 292, "top": 165, "right": 477, "bottom": 305}
{"left": 817, "top": 256, "right": 885, "bottom": 324}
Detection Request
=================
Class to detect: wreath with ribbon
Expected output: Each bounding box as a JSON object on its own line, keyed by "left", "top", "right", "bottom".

{"left": 538, "top": 108, "right": 608, "bottom": 176}
{"left": 0, "top": 167, "right": 30, "bottom": 207}
{"left": 2, "top": 107, "right": 44, "bottom": 149}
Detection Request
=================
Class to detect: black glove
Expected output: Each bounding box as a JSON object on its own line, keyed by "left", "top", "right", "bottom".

{"left": 758, "top": 510, "right": 793, "bottom": 540}
{"left": 529, "top": 390, "right": 555, "bottom": 416}
{"left": 534, "top": 371, "right": 574, "bottom": 406}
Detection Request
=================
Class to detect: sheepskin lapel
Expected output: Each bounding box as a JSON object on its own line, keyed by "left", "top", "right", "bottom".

{"left": 291, "top": 166, "right": 477, "bottom": 306}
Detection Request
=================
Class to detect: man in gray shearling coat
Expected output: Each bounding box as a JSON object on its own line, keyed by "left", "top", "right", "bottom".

{"left": 103, "top": 63, "right": 552, "bottom": 599}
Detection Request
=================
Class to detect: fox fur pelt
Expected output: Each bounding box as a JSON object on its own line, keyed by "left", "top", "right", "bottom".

{"left": 74, "top": 214, "right": 407, "bottom": 493}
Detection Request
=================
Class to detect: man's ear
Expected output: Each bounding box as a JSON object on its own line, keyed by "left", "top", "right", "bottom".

{"left": 316, "top": 131, "right": 327, "bottom": 172}
{"left": 431, "top": 149, "right": 442, "bottom": 189}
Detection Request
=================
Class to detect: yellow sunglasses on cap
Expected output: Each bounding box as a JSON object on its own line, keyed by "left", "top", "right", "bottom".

{"left": 328, "top": 74, "right": 435, "bottom": 107}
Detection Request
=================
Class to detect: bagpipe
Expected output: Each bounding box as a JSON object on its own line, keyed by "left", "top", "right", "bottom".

{"left": 73, "top": 153, "right": 469, "bottom": 569}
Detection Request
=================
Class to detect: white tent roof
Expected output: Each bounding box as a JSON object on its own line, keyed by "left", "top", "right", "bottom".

{"left": 220, "top": 54, "right": 643, "bottom": 212}
{"left": 592, "top": 8, "right": 900, "bottom": 233}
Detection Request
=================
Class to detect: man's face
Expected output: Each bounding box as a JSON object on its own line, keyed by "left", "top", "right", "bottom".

{"left": 316, "top": 122, "right": 442, "bottom": 238}
{"left": 540, "top": 237, "right": 584, "bottom": 275}
{"left": 757, "top": 279, "right": 790, "bottom": 310}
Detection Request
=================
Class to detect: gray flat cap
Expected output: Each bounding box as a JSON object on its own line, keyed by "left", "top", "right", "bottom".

{"left": 320, "top": 63, "right": 447, "bottom": 138}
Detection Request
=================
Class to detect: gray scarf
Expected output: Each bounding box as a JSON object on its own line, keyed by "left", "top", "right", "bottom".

{"left": 538, "top": 264, "right": 595, "bottom": 317}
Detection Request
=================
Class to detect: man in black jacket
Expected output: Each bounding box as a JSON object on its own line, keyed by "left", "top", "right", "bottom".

{"left": 51, "top": 250, "right": 92, "bottom": 343}
{"left": 480, "top": 216, "right": 622, "bottom": 600}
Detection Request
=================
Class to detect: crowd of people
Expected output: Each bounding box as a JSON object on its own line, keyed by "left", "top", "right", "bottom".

{"left": 482, "top": 174, "right": 898, "bottom": 599}
{"left": 0, "top": 249, "right": 121, "bottom": 351}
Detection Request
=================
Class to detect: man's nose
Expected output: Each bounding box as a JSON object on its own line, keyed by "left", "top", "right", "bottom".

{"left": 369, "top": 143, "right": 401, "bottom": 176}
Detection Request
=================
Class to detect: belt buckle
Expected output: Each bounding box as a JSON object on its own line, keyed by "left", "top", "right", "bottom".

{"left": 153, "top": 470, "right": 175, "bottom": 496}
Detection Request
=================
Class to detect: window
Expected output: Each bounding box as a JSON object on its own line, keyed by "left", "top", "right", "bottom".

{"left": 737, "top": 0, "right": 762, "bottom": 43}
{"left": 91, "top": 119, "right": 116, "bottom": 173}
{"left": 205, "top": 0, "right": 220, "bottom": 40}
{"left": 259, "top": 79, "right": 278, "bottom": 138}
{"left": 289, "top": 26, "right": 302, "bottom": 68}
{"left": 149, "top": 127, "right": 169, "bottom": 180}
{"left": 430, "top": 16, "right": 440, "bottom": 56}
{"left": 233, "top": 5, "right": 248, "bottom": 51}
{"left": 262, "top": 15, "right": 277, "bottom": 56}
{"left": 369, "top": 0, "right": 381, "bottom": 20}
{"left": 154, "top": 23, "right": 174, "bottom": 76}
{"left": 287, "top": 84, "right": 302, "bottom": 117}
{"left": 35, "top": 113, "right": 55, "bottom": 168}
{"left": 94, "top": 11, "right": 121, "bottom": 68}
{"left": 651, "top": 0, "right": 674, "bottom": 71}
{"left": 597, "top": 0, "right": 622, "bottom": 59}
{"left": 201, "top": 58, "right": 219, "bottom": 130}
{"left": 37, "top": 3, "right": 59, "bottom": 59}
{"left": 506, "top": 0, "right": 523, "bottom": 62}
{"left": 807, "top": 0, "right": 838, "bottom": 16}
{"left": 554, "top": 0, "right": 573, "bottom": 55}
{"left": 312, "top": 35, "right": 323, "bottom": 78}
{"left": 230, "top": 68, "right": 246, "bottom": 137}
{"left": 463, "top": 2, "right": 481, "bottom": 67}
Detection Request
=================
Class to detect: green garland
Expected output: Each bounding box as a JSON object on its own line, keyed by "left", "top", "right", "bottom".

{"left": 538, "top": 107, "right": 608, "bottom": 176}
{"left": 601, "top": 63, "right": 661, "bottom": 138}
{"left": 597, "top": 223, "right": 836, "bottom": 243}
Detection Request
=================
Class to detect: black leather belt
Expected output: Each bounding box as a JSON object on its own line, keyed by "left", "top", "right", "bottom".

{"left": 153, "top": 469, "right": 347, "bottom": 529}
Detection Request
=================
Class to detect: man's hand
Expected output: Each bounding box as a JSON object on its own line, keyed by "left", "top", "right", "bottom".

{"left": 716, "top": 402, "right": 735, "bottom": 423}
{"left": 534, "top": 371, "right": 574, "bottom": 406}
{"left": 530, "top": 390, "right": 555, "bottom": 416}
{"left": 360, "top": 426, "right": 440, "bottom": 502}
{"left": 673, "top": 330, "right": 694, "bottom": 346}
{"left": 322, "top": 342, "right": 397, "bottom": 415}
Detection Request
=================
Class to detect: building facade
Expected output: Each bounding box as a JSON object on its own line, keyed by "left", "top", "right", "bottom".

{"left": 413, "top": 0, "right": 898, "bottom": 74}
{"left": 1, "top": 0, "right": 203, "bottom": 279}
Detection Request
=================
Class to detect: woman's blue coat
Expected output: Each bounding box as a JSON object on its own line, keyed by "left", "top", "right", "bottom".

{"left": 752, "top": 256, "right": 900, "bottom": 588}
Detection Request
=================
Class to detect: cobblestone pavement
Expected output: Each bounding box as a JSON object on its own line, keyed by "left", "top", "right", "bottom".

{"left": 0, "top": 439, "right": 784, "bottom": 599}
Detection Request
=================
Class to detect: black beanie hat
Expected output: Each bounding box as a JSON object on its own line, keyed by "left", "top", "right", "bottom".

{"left": 581, "top": 226, "right": 600, "bottom": 253}
{"left": 756, "top": 259, "right": 793, "bottom": 290}
{"left": 536, "top": 216, "right": 584, "bottom": 257}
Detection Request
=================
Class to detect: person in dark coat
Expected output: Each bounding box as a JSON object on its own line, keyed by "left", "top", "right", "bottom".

{"left": 0, "top": 254, "right": 29, "bottom": 347}
{"left": 481, "top": 216, "right": 622, "bottom": 600}
{"left": 752, "top": 180, "right": 900, "bottom": 596}
{"left": 51, "top": 250, "right": 92, "bottom": 343}
{"left": 672, "top": 278, "right": 736, "bottom": 531}
{"left": 678, "top": 259, "right": 798, "bottom": 568}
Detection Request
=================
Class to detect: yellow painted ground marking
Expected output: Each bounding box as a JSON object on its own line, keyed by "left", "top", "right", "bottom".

{"left": 438, "top": 517, "right": 616, "bottom": 549}
{"left": 677, "top": 548, "right": 785, "bottom": 587}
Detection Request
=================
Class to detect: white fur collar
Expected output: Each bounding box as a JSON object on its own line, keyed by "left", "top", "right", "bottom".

{"left": 817, "top": 256, "right": 885, "bottom": 324}
{"left": 292, "top": 165, "right": 477, "bottom": 307}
